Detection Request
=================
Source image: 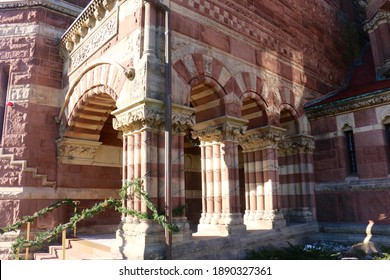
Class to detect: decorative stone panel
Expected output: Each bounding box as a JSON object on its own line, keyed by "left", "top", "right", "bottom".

{"left": 56, "top": 137, "right": 102, "bottom": 165}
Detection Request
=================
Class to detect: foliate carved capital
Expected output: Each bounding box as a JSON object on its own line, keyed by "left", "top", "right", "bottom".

{"left": 191, "top": 127, "right": 223, "bottom": 143}
{"left": 56, "top": 138, "right": 102, "bottom": 164}
{"left": 191, "top": 122, "right": 246, "bottom": 143}
{"left": 112, "top": 105, "right": 164, "bottom": 133}
{"left": 222, "top": 122, "right": 247, "bottom": 141}
{"left": 172, "top": 111, "right": 196, "bottom": 134}
{"left": 239, "top": 126, "right": 285, "bottom": 151}
{"left": 278, "top": 135, "right": 315, "bottom": 154}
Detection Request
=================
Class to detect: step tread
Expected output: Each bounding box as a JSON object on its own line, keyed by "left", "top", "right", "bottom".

{"left": 34, "top": 235, "right": 115, "bottom": 260}
{"left": 69, "top": 238, "right": 111, "bottom": 253}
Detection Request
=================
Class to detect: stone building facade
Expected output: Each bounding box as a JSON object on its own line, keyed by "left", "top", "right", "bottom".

{"left": 0, "top": 0, "right": 389, "bottom": 259}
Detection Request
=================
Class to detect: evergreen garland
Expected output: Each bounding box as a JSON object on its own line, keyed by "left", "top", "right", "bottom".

{"left": 1, "top": 179, "right": 179, "bottom": 258}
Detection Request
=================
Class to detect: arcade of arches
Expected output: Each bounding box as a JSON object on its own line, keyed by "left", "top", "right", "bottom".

{"left": 52, "top": 0, "right": 319, "bottom": 259}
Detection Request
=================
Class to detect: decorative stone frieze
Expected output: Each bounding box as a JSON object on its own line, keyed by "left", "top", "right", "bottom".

{"left": 66, "top": 8, "right": 119, "bottom": 71}
{"left": 56, "top": 138, "right": 102, "bottom": 165}
{"left": 60, "top": 0, "right": 122, "bottom": 62}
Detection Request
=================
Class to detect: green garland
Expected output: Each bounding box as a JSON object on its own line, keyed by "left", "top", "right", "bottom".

{"left": 0, "top": 199, "right": 78, "bottom": 235}
{"left": 3, "top": 179, "right": 179, "bottom": 258}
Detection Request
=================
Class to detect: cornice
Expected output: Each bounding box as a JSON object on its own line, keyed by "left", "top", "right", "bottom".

{"left": 0, "top": 0, "right": 83, "bottom": 17}
{"left": 305, "top": 88, "right": 390, "bottom": 120}
{"left": 60, "top": 0, "right": 122, "bottom": 56}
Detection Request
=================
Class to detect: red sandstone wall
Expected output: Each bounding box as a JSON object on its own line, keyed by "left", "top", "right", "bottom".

{"left": 311, "top": 106, "right": 390, "bottom": 224}
{"left": 0, "top": 5, "right": 122, "bottom": 230}
{"left": 172, "top": 0, "right": 353, "bottom": 95}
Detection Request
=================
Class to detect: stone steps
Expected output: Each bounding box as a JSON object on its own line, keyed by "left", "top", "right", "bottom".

{"left": 34, "top": 237, "right": 115, "bottom": 260}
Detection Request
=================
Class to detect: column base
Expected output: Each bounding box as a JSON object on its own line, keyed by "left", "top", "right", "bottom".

{"left": 259, "top": 210, "right": 286, "bottom": 229}
{"left": 172, "top": 217, "right": 192, "bottom": 242}
{"left": 111, "top": 220, "right": 167, "bottom": 260}
{"left": 196, "top": 213, "right": 246, "bottom": 236}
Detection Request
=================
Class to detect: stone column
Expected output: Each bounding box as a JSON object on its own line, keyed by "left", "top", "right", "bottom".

{"left": 240, "top": 126, "right": 286, "bottom": 229}
{"left": 192, "top": 118, "right": 247, "bottom": 235}
{"left": 111, "top": 101, "right": 195, "bottom": 259}
{"left": 110, "top": 102, "right": 165, "bottom": 259}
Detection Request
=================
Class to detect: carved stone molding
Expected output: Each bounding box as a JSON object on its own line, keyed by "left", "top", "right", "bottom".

{"left": 0, "top": 0, "right": 82, "bottom": 17}
{"left": 305, "top": 89, "right": 390, "bottom": 119}
{"left": 56, "top": 138, "right": 102, "bottom": 165}
{"left": 240, "top": 126, "right": 286, "bottom": 151}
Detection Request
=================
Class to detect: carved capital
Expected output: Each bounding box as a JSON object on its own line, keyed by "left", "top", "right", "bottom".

{"left": 222, "top": 122, "right": 247, "bottom": 142}
{"left": 240, "top": 126, "right": 285, "bottom": 151}
{"left": 278, "top": 135, "right": 315, "bottom": 154}
{"left": 191, "top": 127, "right": 223, "bottom": 143}
{"left": 172, "top": 111, "right": 195, "bottom": 134}
{"left": 112, "top": 104, "right": 164, "bottom": 133}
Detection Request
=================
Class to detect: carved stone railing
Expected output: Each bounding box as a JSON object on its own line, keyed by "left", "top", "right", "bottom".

{"left": 59, "top": 0, "right": 122, "bottom": 70}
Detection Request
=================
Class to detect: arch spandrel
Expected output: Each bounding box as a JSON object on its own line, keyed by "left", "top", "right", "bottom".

{"left": 57, "top": 61, "right": 135, "bottom": 140}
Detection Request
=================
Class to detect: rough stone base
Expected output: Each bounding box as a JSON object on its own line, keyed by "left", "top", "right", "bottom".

{"left": 173, "top": 222, "right": 319, "bottom": 259}
{"left": 111, "top": 221, "right": 167, "bottom": 260}
{"left": 312, "top": 222, "right": 390, "bottom": 246}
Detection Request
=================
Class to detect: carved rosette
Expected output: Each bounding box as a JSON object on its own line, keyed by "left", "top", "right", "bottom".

{"left": 56, "top": 138, "right": 102, "bottom": 165}
{"left": 239, "top": 126, "right": 285, "bottom": 151}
